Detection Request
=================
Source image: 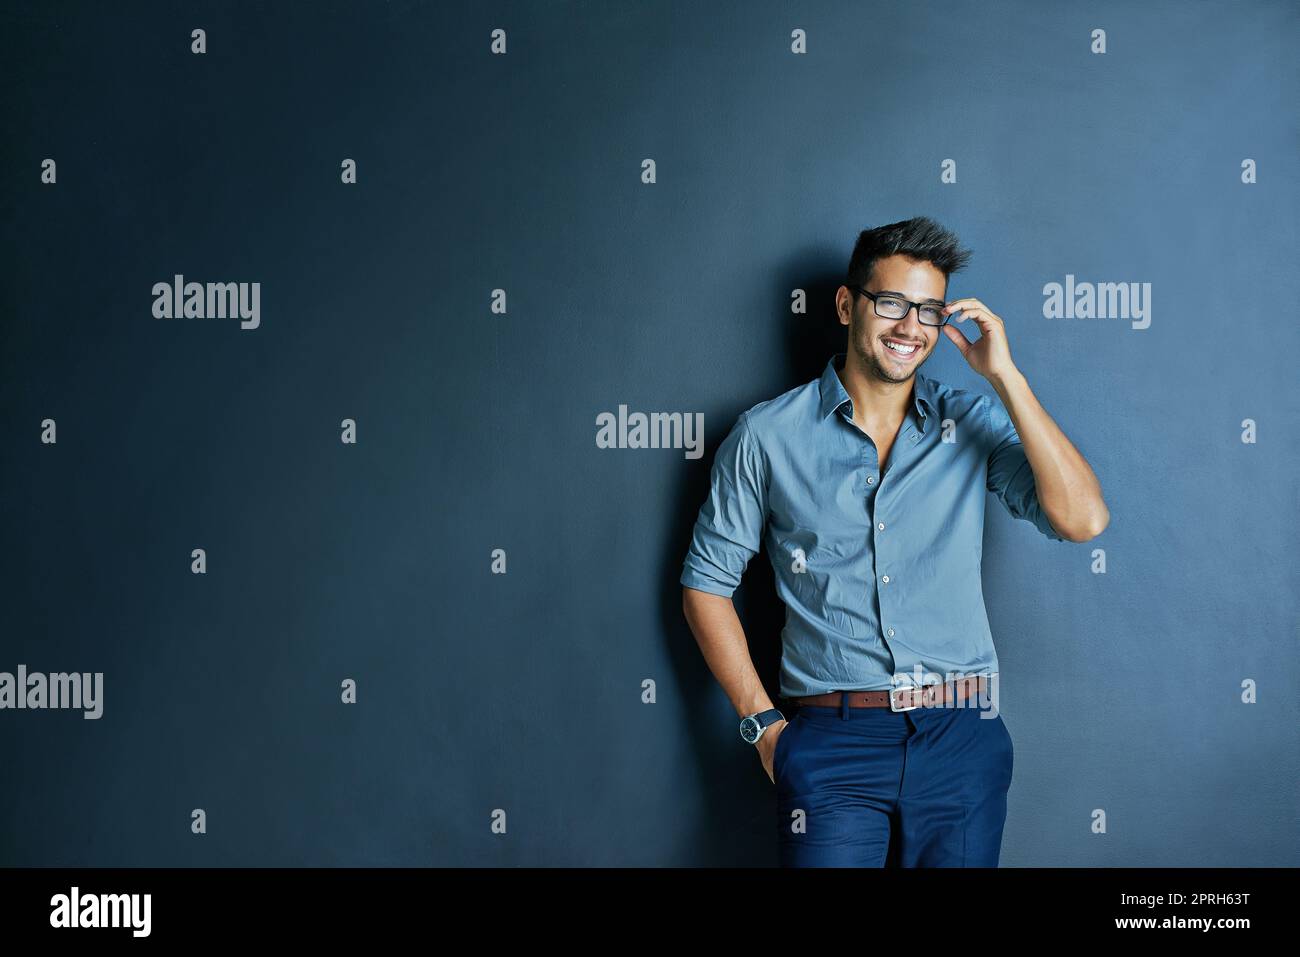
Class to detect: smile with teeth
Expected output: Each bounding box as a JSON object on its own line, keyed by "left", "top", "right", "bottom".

{"left": 883, "top": 337, "right": 921, "bottom": 359}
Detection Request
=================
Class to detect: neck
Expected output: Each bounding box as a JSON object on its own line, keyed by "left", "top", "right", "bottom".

{"left": 837, "top": 351, "right": 915, "bottom": 425}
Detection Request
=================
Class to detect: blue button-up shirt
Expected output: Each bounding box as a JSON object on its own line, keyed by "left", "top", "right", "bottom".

{"left": 680, "top": 352, "right": 1067, "bottom": 698}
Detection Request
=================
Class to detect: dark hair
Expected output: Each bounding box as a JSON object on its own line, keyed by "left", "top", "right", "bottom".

{"left": 845, "top": 216, "right": 972, "bottom": 292}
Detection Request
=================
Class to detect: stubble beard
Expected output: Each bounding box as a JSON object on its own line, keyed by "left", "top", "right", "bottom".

{"left": 850, "top": 319, "right": 928, "bottom": 385}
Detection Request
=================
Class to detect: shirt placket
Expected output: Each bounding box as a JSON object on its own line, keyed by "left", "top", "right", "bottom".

{"left": 841, "top": 404, "right": 926, "bottom": 672}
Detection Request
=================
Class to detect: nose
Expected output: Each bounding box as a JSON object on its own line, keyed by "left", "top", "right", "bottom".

{"left": 891, "top": 311, "right": 927, "bottom": 341}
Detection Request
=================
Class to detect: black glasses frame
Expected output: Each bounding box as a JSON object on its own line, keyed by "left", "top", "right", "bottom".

{"left": 851, "top": 286, "right": 950, "bottom": 328}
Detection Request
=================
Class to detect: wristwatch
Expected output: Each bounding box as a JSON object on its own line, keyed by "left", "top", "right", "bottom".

{"left": 739, "top": 708, "right": 785, "bottom": 744}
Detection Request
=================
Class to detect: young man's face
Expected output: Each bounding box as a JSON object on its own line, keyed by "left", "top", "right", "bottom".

{"left": 841, "top": 254, "right": 947, "bottom": 385}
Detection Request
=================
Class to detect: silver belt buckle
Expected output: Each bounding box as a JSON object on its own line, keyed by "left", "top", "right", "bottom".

{"left": 889, "top": 685, "right": 924, "bottom": 712}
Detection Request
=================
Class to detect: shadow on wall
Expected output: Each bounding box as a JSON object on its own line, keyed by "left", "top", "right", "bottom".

{"left": 657, "top": 266, "right": 850, "bottom": 865}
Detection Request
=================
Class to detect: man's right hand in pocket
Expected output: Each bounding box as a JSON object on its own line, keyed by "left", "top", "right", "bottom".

{"left": 758, "top": 718, "right": 790, "bottom": 784}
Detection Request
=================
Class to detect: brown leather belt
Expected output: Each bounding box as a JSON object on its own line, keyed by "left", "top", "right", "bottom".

{"left": 791, "top": 675, "right": 991, "bottom": 712}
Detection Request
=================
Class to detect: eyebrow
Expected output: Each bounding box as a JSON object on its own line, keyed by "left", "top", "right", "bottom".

{"left": 878, "top": 290, "right": 945, "bottom": 305}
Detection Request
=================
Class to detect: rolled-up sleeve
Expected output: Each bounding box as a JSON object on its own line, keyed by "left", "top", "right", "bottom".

{"left": 985, "top": 396, "right": 1068, "bottom": 543}
{"left": 680, "top": 411, "right": 769, "bottom": 597}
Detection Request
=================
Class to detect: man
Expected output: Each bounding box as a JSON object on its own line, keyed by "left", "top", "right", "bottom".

{"left": 679, "top": 216, "right": 1108, "bottom": 867}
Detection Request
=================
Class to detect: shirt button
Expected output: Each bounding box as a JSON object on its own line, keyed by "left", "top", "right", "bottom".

{"left": 887, "top": 628, "right": 895, "bottom": 637}
{"left": 877, "top": 522, "right": 885, "bottom": 530}
{"left": 881, "top": 575, "right": 890, "bottom": 583}
{"left": 867, "top": 476, "right": 875, "bottom": 484}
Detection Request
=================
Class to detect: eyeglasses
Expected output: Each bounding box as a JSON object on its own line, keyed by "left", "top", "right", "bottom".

{"left": 851, "top": 287, "right": 950, "bottom": 327}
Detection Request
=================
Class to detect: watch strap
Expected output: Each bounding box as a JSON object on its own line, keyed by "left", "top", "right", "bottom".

{"left": 740, "top": 707, "right": 785, "bottom": 743}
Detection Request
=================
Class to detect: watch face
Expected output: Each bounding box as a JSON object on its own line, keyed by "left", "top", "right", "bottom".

{"left": 740, "top": 716, "right": 759, "bottom": 743}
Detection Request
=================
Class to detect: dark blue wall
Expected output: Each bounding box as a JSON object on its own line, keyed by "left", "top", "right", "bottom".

{"left": 1, "top": 0, "right": 1296, "bottom": 866}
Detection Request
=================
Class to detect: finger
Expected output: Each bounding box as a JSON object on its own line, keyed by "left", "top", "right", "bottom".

{"left": 957, "top": 307, "right": 1002, "bottom": 334}
{"left": 942, "top": 324, "right": 971, "bottom": 356}
{"left": 944, "top": 300, "right": 1003, "bottom": 330}
{"left": 942, "top": 297, "right": 982, "bottom": 315}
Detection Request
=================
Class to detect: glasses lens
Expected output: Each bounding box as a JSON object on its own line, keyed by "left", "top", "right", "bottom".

{"left": 875, "top": 296, "right": 906, "bottom": 319}
{"left": 919, "top": 305, "right": 945, "bottom": 325}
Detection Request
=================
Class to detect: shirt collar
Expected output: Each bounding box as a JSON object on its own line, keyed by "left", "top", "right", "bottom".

{"left": 818, "top": 352, "right": 938, "bottom": 433}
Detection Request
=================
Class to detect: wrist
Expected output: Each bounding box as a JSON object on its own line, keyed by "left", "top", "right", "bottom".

{"left": 739, "top": 707, "right": 785, "bottom": 745}
{"left": 988, "top": 365, "right": 1025, "bottom": 394}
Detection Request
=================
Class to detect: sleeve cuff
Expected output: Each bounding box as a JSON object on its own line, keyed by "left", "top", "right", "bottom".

{"left": 679, "top": 567, "right": 738, "bottom": 598}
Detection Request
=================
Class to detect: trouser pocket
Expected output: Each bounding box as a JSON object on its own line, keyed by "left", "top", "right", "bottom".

{"left": 773, "top": 711, "right": 801, "bottom": 782}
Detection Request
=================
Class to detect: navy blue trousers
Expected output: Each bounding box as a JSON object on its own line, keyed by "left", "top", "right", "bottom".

{"left": 773, "top": 698, "right": 1014, "bottom": 867}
